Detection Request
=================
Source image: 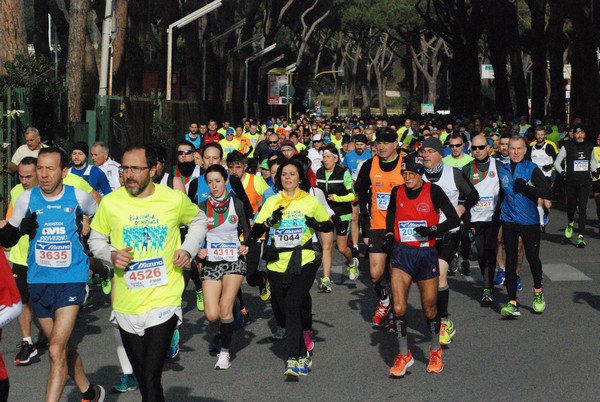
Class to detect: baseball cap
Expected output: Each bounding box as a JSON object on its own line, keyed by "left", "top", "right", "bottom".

{"left": 401, "top": 153, "right": 425, "bottom": 175}
{"left": 312, "top": 134, "right": 323, "bottom": 142}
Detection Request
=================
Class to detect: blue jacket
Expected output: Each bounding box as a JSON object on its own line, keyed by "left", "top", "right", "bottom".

{"left": 498, "top": 160, "right": 539, "bottom": 225}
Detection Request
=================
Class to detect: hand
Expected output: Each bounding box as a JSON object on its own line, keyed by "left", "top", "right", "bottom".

{"left": 414, "top": 226, "right": 433, "bottom": 237}
{"left": 542, "top": 164, "right": 553, "bottom": 172}
{"left": 268, "top": 206, "right": 284, "bottom": 226}
{"left": 173, "top": 249, "right": 192, "bottom": 269}
{"left": 20, "top": 212, "right": 38, "bottom": 238}
{"left": 112, "top": 246, "right": 134, "bottom": 269}
{"left": 81, "top": 215, "right": 91, "bottom": 237}
{"left": 513, "top": 178, "right": 527, "bottom": 193}
{"left": 305, "top": 216, "right": 319, "bottom": 230}
{"left": 238, "top": 244, "right": 249, "bottom": 256}
{"left": 327, "top": 194, "right": 335, "bottom": 201}
{"left": 382, "top": 233, "right": 394, "bottom": 254}
{"left": 198, "top": 249, "right": 208, "bottom": 259}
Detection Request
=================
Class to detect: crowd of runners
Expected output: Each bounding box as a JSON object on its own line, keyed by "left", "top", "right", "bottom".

{"left": 0, "top": 114, "right": 598, "bottom": 401}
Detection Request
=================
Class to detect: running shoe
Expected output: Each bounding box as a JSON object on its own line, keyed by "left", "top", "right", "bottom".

{"left": 34, "top": 332, "right": 49, "bottom": 349}
{"left": 284, "top": 358, "right": 298, "bottom": 376}
{"left": 449, "top": 255, "right": 460, "bottom": 274}
{"left": 533, "top": 290, "right": 546, "bottom": 313}
{"left": 346, "top": 258, "right": 360, "bottom": 280}
{"left": 480, "top": 289, "right": 493, "bottom": 305}
{"left": 372, "top": 302, "right": 391, "bottom": 326}
{"left": 209, "top": 334, "right": 222, "bottom": 352}
{"left": 300, "top": 351, "right": 312, "bottom": 369}
{"left": 15, "top": 341, "right": 38, "bottom": 365}
{"left": 196, "top": 290, "right": 205, "bottom": 312}
{"left": 82, "top": 384, "right": 105, "bottom": 402}
{"left": 540, "top": 225, "right": 546, "bottom": 233}
{"left": 461, "top": 261, "right": 471, "bottom": 276}
{"left": 426, "top": 348, "right": 444, "bottom": 373}
{"left": 318, "top": 277, "right": 332, "bottom": 293}
{"left": 439, "top": 321, "right": 456, "bottom": 346}
{"left": 494, "top": 268, "right": 505, "bottom": 286}
{"left": 167, "top": 328, "right": 180, "bottom": 358}
{"left": 500, "top": 302, "right": 521, "bottom": 317}
{"left": 517, "top": 275, "right": 522, "bottom": 292}
{"left": 296, "top": 357, "right": 309, "bottom": 376}
{"left": 577, "top": 235, "right": 586, "bottom": 248}
{"left": 564, "top": 222, "right": 574, "bottom": 239}
{"left": 215, "top": 352, "right": 231, "bottom": 370}
{"left": 259, "top": 278, "right": 271, "bottom": 301}
{"left": 303, "top": 329, "right": 314, "bottom": 352}
{"left": 101, "top": 277, "right": 112, "bottom": 295}
{"left": 389, "top": 350, "right": 414, "bottom": 377}
{"left": 272, "top": 327, "right": 286, "bottom": 341}
{"left": 111, "top": 374, "right": 138, "bottom": 393}
{"left": 240, "top": 308, "right": 250, "bottom": 326}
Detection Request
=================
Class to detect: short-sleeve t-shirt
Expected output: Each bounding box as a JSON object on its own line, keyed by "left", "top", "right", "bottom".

{"left": 255, "top": 192, "right": 329, "bottom": 273}
{"left": 90, "top": 185, "right": 200, "bottom": 315}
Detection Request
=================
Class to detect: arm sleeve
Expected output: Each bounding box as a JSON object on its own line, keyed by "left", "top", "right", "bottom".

{"left": 88, "top": 230, "right": 116, "bottom": 267}
{"left": 524, "top": 167, "right": 554, "bottom": 200}
{"left": 187, "top": 178, "right": 199, "bottom": 203}
{"left": 453, "top": 169, "right": 479, "bottom": 210}
{"left": 75, "top": 189, "right": 98, "bottom": 216}
{"left": 180, "top": 210, "right": 208, "bottom": 258}
{"left": 8, "top": 191, "right": 32, "bottom": 228}
{"left": 333, "top": 170, "right": 357, "bottom": 202}
{"left": 431, "top": 185, "right": 461, "bottom": 233}
{"left": 96, "top": 171, "right": 113, "bottom": 195}
{"left": 554, "top": 147, "right": 567, "bottom": 174}
{"left": 354, "top": 159, "right": 373, "bottom": 215}
{"left": 230, "top": 176, "right": 254, "bottom": 218}
{"left": 386, "top": 186, "right": 400, "bottom": 234}
{"left": 234, "top": 198, "right": 252, "bottom": 242}
{"left": 311, "top": 188, "right": 335, "bottom": 216}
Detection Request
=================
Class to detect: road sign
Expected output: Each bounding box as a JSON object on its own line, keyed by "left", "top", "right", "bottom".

{"left": 481, "top": 64, "right": 495, "bottom": 79}
{"left": 279, "top": 84, "right": 295, "bottom": 97}
{"left": 268, "top": 74, "right": 289, "bottom": 105}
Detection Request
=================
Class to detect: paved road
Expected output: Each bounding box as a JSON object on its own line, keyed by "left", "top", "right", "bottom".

{"left": 2, "top": 205, "right": 600, "bottom": 401}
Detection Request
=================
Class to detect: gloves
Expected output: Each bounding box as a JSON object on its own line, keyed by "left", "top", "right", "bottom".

{"left": 513, "top": 178, "right": 527, "bottom": 193}
{"left": 305, "top": 216, "right": 320, "bottom": 230}
{"left": 414, "top": 226, "right": 434, "bottom": 237}
{"left": 268, "top": 206, "right": 284, "bottom": 226}
{"left": 331, "top": 215, "right": 342, "bottom": 227}
{"left": 382, "top": 233, "right": 394, "bottom": 254}
{"left": 593, "top": 170, "right": 600, "bottom": 179}
{"left": 542, "top": 164, "right": 553, "bottom": 172}
{"left": 20, "top": 212, "right": 38, "bottom": 238}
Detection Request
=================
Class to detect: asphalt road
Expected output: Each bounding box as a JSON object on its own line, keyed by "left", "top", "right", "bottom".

{"left": 2, "top": 204, "right": 600, "bottom": 401}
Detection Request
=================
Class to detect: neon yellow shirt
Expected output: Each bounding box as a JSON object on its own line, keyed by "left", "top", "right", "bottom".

{"left": 255, "top": 192, "right": 329, "bottom": 273}
{"left": 243, "top": 133, "right": 261, "bottom": 157}
{"left": 443, "top": 153, "right": 473, "bottom": 167}
{"left": 219, "top": 138, "right": 244, "bottom": 158}
{"left": 90, "top": 185, "right": 200, "bottom": 315}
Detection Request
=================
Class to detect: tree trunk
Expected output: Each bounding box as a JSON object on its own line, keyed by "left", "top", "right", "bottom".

{"left": 0, "top": 0, "right": 27, "bottom": 75}
{"left": 84, "top": 32, "right": 99, "bottom": 110}
{"left": 124, "top": 0, "right": 148, "bottom": 96}
{"left": 547, "top": 0, "right": 567, "bottom": 121}
{"left": 506, "top": 0, "right": 528, "bottom": 118}
{"left": 33, "top": 0, "right": 51, "bottom": 60}
{"left": 182, "top": 0, "right": 202, "bottom": 101}
{"left": 526, "top": 0, "right": 548, "bottom": 122}
{"left": 47, "top": 0, "right": 70, "bottom": 75}
{"left": 66, "top": 0, "right": 90, "bottom": 122}
{"left": 111, "top": 0, "right": 128, "bottom": 94}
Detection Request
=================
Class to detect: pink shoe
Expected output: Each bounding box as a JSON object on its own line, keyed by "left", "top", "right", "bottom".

{"left": 303, "top": 329, "right": 314, "bottom": 352}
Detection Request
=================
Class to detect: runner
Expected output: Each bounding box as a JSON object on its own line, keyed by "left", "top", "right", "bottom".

{"left": 498, "top": 136, "right": 553, "bottom": 317}
{"left": 196, "top": 164, "right": 252, "bottom": 369}
{"left": 386, "top": 153, "right": 459, "bottom": 377}
{"left": 315, "top": 144, "right": 358, "bottom": 293}
{"left": 89, "top": 144, "right": 208, "bottom": 401}
{"left": 0, "top": 147, "right": 103, "bottom": 402}
{"left": 592, "top": 134, "right": 600, "bottom": 236}
{"left": 252, "top": 158, "right": 332, "bottom": 377}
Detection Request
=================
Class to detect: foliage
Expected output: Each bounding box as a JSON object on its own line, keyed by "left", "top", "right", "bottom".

{"left": 0, "top": 54, "right": 63, "bottom": 99}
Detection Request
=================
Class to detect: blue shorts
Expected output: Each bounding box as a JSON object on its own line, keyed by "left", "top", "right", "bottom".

{"left": 390, "top": 243, "right": 439, "bottom": 282}
{"left": 28, "top": 283, "right": 86, "bottom": 319}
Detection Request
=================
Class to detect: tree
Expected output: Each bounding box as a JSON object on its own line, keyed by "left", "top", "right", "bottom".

{"left": 546, "top": 0, "right": 567, "bottom": 121}
{"left": 66, "top": 0, "right": 91, "bottom": 122}
{"left": 0, "top": 0, "right": 27, "bottom": 75}
{"left": 525, "top": 0, "right": 547, "bottom": 121}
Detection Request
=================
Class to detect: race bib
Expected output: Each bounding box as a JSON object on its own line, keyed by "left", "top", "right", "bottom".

{"left": 574, "top": 160, "right": 589, "bottom": 172}
{"left": 398, "top": 220, "right": 428, "bottom": 243}
{"left": 274, "top": 227, "right": 302, "bottom": 248}
{"left": 207, "top": 241, "right": 238, "bottom": 262}
{"left": 376, "top": 193, "right": 391, "bottom": 210}
{"left": 474, "top": 195, "right": 494, "bottom": 211}
{"left": 124, "top": 257, "right": 168, "bottom": 290}
{"left": 34, "top": 241, "right": 72, "bottom": 268}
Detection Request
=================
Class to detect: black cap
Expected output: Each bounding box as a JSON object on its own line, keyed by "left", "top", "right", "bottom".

{"left": 354, "top": 134, "right": 368, "bottom": 144}
{"left": 72, "top": 141, "right": 89, "bottom": 156}
{"left": 401, "top": 153, "right": 425, "bottom": 175}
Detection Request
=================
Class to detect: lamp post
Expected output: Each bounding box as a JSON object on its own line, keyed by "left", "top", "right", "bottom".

{"left": 167, "top": 0, "right": 222, "bottom": 100}
{"left": 244, "top": 44, "right": 277, "bottom": 117}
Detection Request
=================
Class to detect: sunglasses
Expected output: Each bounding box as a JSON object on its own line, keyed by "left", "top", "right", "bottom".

{"left": 472, "top": 145, "right": 487, "bottom": 150}
{"left": 269, "top": 141, "right": 279, "bottom": 144}
{"left": 178, "top": 150, "right": 193, "bottom": 155}
{"left": 449, "top": 143, "right": 464, "bottom": 148}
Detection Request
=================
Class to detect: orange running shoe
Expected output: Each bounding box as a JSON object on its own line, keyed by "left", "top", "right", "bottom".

{"left": 389, "top": 350, "right": 414, "bottom": 377}
{"left": 427, "top": 347, "right": 444, "bottom": 373}
{"left": 372, "top": 303, "right": 391, "bottom": 326}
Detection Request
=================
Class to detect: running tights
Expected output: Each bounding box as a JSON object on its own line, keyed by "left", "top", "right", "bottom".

{"left": 471, "top": 221, "right": 500, "bottom": 289}
{"left": 502, "top": 222, "right": 543, "bottom": 301}
{"left": 119, "top": 315, "right": 178, "bottom": 402}
{"left": 565, "top": 184, "right": 590, "bottom": 235}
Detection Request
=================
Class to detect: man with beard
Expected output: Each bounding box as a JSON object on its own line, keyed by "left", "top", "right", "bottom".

{"left": 554, "top": 127, "right": 596, "bottom": 248}
{"left": 173, "top": 140, "right": 201, "bottom": 194}
{"left": 184, "top": 121, "right": 202, "bottom": 149}
{"left": 69, "top": 141, "right": 112, "bottom": 196}
{"left": 89, "top": 144, "right": 207, "bottom": 402}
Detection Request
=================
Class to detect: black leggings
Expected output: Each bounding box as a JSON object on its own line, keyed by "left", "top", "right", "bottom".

{"left": 471, "top": 221, "right": 500, "bottom": 289}
{"left": 565, "top": 184, "right": 590, "bottom": 235}
{"left": 268, "top": 261, "right": 318, "bottom": 359}
{"left": 502, "top": 222, "right": 543, "bottom": 301}
{"left": 119, "top": 315, "right": 178, "bottom": 402}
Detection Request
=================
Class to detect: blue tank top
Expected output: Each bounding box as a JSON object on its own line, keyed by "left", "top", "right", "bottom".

{"left": 498, "top": 160, "right": 539, "bottom": 225}
{"left": 27, "top": 186, "right": 89, "bottom": 284}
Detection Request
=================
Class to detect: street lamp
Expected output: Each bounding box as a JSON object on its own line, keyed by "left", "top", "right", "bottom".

{"left": 202, "top": 18, "right": 247, "bottom": 100}
{"left": 166, "top": 0, "right": 222, "bottom": 100}
{"left": 244, "top": 43, "right": 277, "bottom": 114}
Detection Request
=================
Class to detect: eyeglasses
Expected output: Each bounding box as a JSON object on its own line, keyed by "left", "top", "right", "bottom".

{"left": 472, "top": 145, "right": 487, "bottom": 150}
{"left": 449, "top": 143, "right": 464, "bottom": 148}
{"left": 269, "top": 141, "right": 279, "bottom": 144}
{"left": 178, "top": 150, "right": 193, "bottom": 155}
{"left": 119, "top": 166, "right": 149, "bottom": 174}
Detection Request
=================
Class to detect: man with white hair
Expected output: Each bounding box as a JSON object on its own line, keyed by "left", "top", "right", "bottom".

{"left": 91, "top": 141, "right": 121, "bottom": 190}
